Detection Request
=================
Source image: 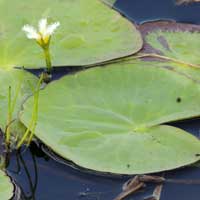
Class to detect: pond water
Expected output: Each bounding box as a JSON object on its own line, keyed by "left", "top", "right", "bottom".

{"left": 7, "top": 0, "right": 200, "bottom": 199}
{"left": 115, "top": 0, "right": 200, "bottom": 24}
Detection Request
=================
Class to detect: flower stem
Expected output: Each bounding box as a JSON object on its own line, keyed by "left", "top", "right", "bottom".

{"left": 44, "top": 46, "right": 52, "bottom": 73}
{"left": 16, "top": 74, "right": 43, "bottom": 149}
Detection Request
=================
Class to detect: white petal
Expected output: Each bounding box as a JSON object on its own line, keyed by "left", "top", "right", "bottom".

{"left": 22, "top": 25, "right": 40, "bottom": 39}
{"left": 45, "top": 22, "right": 60, "bottom": 37}
{"left": 39, "top": 18, "right": 48, "bottom": 35}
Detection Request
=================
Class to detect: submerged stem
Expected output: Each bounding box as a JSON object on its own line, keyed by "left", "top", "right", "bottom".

{"left": 6, "top": 86, "right": 12, "bottom": 145}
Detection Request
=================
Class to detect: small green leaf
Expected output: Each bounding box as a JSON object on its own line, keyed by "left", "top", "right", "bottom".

{"left": 0, "top": 170, "right": 14, "bottom": 200}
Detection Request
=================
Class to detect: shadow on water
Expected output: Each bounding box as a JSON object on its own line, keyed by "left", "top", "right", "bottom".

{"left": 7, "top": 0, "right": 200, "bottom": 199}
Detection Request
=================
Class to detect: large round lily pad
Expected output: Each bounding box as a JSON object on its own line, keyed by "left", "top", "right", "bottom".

{"left": 0, "top": 0, "right": 142, "bottom": 69}
{"left": 21, "top": 60, "right": 200, "bottom": 174}
{"left": 0, "top": 170, "right": 14, "bottom": 200}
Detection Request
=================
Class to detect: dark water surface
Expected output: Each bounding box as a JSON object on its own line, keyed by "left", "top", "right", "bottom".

{"left": 8, "top": 0, "right": 200, "bottom": 200}
{"left": 116, "top": 0, "right": 200, "bottom": 24}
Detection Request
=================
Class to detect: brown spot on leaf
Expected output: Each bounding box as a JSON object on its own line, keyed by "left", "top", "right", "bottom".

{"left": 127, "top": 164, "right": 130, "bottom": 168}
{"left": 176, "top": 97, "right": 182, "bottom": 103}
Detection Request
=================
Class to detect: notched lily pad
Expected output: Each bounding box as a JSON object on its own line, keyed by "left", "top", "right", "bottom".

{"left": 0, "top": 170, "right": 14, "bottom": 200}
{"left": 139, "top": 21, "right": 200, "bottom": 67}
{"left": 21, "top": 60, "right": 200, "bottom": 174}
{"left": 132, "top": 21, "right": 200, "bottom": 86}
{"left": 0, "top": 0, "right": 142, "bottom": 69}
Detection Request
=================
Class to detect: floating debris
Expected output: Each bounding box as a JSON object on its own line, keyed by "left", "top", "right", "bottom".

{"left": 176, "top": 0, "right": 200, "bottom": 4}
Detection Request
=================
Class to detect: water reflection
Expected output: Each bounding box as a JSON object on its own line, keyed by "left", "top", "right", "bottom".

{"left": 8, "top": 146, "right": 39, "bottom": 200}
{"left": 8, "top": 142, "right": 128, "bottom": 200}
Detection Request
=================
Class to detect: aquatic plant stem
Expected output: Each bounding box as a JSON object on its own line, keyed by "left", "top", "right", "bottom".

{"left": 17, "top": 75, "right": 43, "bottom": 148}
{"left": 5, "top": 82, "right": 22, "bottom": 147}
{"left": 6, "top": 86, "right": 12, "bottom": 145}
{"left": 10, "top": 82, "right": 22, "bottom": 114}
{"left": 0, "top": 156, "right": 6, "bottom": 169}
{"left": 17, "top": 117, "right": 33, "bottom": 148}
{"left": 27, "top": 84, "right": 39, "bottom": 145}
{"left": 18, "top": 150, "right": 36, "bottom": 200}
{"left": 44, "top": 46, "right": 52, "bottom": 73}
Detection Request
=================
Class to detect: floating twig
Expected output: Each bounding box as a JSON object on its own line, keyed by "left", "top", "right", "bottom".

{"left": 114, "top": 176, "right": 145, "bottom": 200}
{"left": 114, "top": 174, "right": 200, "bottom": 200}
{"left": 176, "top": 0, "right": 200, "bottom": 5}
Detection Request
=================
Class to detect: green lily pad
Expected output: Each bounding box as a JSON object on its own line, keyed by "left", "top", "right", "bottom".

{"left": 0, "top": 170, "right": 14, "bottom": 200}
{"left": 0, "top": 0, "right": 142, "bottom": 69}
{"left": 21, "top": 60, "right": 200, "bottom": 174}
{"left": 0, "top": 69, "right": 38, "bottom": 138}
{"left": 135, "top": 21, "right": 200, "bottom": 85}
{"left": 139, "top": 21, "right": 200, "bottom": 67}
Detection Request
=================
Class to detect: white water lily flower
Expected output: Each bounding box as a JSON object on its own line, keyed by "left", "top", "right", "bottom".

{"left": 22, "top": 18, "right": 60, "bottom": 46}
{"left": 22, "top": 25, "right": 40, "bottom": 40}
{"left": 22, "top": 18, "right": 60, "bottom": 72}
